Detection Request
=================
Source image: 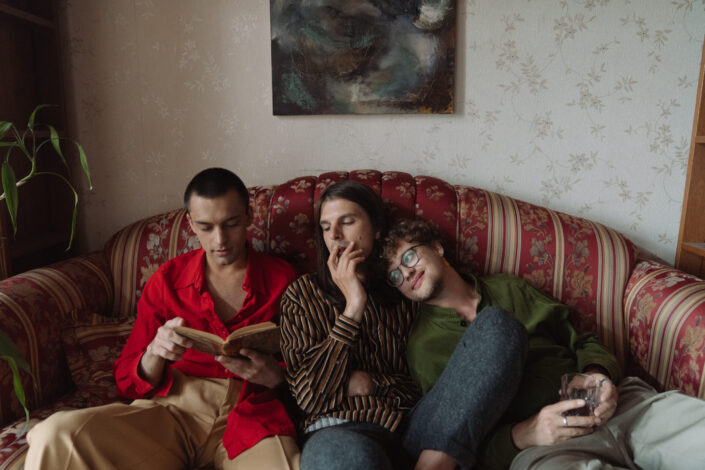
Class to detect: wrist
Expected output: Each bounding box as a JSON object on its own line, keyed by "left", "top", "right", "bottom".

{"left": 342, "top": 302, "right": 365, "bottom": 321}
{"left": 583, "top": 364, "right": 610, "bottom": 379}
{"left": 510, "top": 419, "right": 533, "bottom": 450}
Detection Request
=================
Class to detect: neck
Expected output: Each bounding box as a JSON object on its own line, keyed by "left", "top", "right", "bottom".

{"left": 425, "top": 268, "right": 479, "bottom": 322}
{"left": 206, "top": 255, "right": 248, "bottom": 280}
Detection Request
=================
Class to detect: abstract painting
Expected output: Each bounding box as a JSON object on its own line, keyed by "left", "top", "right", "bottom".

{"left": 270, "top": 0, "right": 456, "bottom": 115}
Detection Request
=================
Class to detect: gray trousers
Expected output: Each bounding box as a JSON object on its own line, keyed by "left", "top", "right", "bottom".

{"left": 301, "top": 307, "right": 528, "bottom": 470}
{"left": 510, "top": 377, "right": 705, "bottom": 470}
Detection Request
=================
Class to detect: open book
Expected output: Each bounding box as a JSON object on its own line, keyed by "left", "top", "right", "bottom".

{"left": 174, "top": 321, "right": 281, "bottom": 357}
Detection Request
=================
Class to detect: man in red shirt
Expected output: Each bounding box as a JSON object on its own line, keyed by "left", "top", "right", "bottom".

{"left": 26, "top": 168, "right": 300, "bottom": 470}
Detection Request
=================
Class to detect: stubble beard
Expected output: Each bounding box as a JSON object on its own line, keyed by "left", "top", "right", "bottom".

{"left": 410, "top": 275, "right": 442, "bottom": 303}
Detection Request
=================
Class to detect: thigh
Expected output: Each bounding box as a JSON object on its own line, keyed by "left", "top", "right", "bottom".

{"left": 511, "top": 450, "right": 631, "bottom": 470}
{"left": 301, "top": 423, "right": 397, "bottom": 470}
{"left": 630, "top": 391, "right": 705, "bottom": 470}
{"left": 217, "top": 435, "right": 300, "bottom": 470}
{"left": 404, "top": 307, "right": 528, "bottom": 466}
{"left": 26, "top": 402, "right": 192, "bottom": 470}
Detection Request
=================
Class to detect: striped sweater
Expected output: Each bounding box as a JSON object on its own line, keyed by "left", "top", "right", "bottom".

{"left": 280, "top": 273, "right": 421, "bottom": 432}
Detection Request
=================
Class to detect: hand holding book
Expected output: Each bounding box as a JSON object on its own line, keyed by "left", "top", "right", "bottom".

{"left": 174, "top": 321, "right": 281, "bottom": 357}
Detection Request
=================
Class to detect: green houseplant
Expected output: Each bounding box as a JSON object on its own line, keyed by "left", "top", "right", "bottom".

{"left": 0, "top": 104, "right": 92, "bottom": 428}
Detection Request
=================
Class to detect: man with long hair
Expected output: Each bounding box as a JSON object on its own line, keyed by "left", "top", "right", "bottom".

{"left": 281, "top": 181, "right": 527, "bottom": 469}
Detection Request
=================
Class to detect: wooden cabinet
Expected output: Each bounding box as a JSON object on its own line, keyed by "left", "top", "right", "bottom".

{"left": 676, "top": 36, "right": 705, "bottom": 279}
{"left": 0, "top": 0, "right": 74, "bottom": 279}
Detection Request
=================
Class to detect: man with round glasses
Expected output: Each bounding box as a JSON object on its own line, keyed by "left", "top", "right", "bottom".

{"left": 382, "top": 217, "right": 705, "bottom": 470}
{"left": 387, "top": 244, "right": 423, "bottom": 287}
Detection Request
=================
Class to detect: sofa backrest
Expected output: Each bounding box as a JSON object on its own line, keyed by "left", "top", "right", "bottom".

{"left": 0, "top": 252, "right": 113, "bottom": 425}
{"left": 105, "top": 170, "right": 637, "bottom": 362}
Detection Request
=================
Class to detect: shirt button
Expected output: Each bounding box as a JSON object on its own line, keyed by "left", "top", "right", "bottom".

{"left": 460, "top": 320, "right": 468, "bottom": 327}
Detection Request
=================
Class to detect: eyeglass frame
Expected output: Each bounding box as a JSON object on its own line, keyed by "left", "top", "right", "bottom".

{"left": 387, "top": 243, "right": 425, "bottom": 287}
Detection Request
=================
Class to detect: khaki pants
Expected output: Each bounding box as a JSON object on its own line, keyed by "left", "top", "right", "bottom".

{"left": 511, "top": 377, "right": 705, "bottom": 470}
{"left": 25, "top": 371, "right": 300, "bottom": 470}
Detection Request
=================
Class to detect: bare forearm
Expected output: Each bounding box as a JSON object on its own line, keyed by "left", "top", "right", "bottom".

{"left": 137, "top": 348, "right": 167, "bottom": 387}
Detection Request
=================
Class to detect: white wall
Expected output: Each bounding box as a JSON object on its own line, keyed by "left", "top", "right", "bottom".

{"left": 60, "top": 0, "right": 705, "bottom": 263}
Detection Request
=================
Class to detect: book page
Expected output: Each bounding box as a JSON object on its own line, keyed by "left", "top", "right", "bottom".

{"left": 174, "top": 326, "right": 225, "bottom": 356}
{"left": 223, "top": 323, "right": 281, "bottom": 356}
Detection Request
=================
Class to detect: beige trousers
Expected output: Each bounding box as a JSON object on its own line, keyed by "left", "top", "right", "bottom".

{"left": 25, "top": 371, "right": 300, "bottom": 470}
{"left": 510, "top": 377, "right": 705, "bottom": 470}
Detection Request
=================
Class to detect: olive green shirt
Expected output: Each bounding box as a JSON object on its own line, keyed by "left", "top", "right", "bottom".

{"left": 407, "top": 273, "right": 621, "bottom": 469}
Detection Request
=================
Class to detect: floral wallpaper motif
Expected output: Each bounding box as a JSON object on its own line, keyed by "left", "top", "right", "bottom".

{"left": 58, "top": 0, "right": 705, "bottom": 263}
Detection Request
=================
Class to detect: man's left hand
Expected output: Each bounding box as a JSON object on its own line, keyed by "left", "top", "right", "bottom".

{"left": 215, "top": 349, "right": 285, "bottom": 389}
{"left": 585, "top": 371, "right": 617, "bottom": 425}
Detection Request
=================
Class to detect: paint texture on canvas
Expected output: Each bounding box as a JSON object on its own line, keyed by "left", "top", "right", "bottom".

{"left": 270, "top": 0, "right": 456, "bottom": 115}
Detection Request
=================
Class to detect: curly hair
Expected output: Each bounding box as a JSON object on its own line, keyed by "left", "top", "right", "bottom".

{"left": 382, "top": 218, "right": 444, "bottom": 264}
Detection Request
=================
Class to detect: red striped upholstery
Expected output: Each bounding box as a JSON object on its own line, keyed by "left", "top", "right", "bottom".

{"left": 1, "top": 170, "right": 703, "bottom": 469}
{"left": 265, "top": 171, "right": 637, "bottom": 364}
{"left": 0, "top": 253, "right": 112, "bottom": 426}
{"left": 625, "top": 260, "right": 705, "bottom": 398}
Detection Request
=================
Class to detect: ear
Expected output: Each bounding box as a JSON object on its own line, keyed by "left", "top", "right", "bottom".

{"left": 375, "top": 231, "right": 381, "bottom": 240}
{"left": 431, "top": 240, "right": 444, "bottom": 257}
{"left": 186, "top": 213, "right": 194, "bottom": 232}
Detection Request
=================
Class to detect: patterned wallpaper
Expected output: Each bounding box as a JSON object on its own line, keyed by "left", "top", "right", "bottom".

{"left": 58, "top": 0, "right": 705, "bottom": 264}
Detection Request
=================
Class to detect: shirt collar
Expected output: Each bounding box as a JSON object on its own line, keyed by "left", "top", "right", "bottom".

{"left": 243, "top": 245, "right": 268, "bottom": 295}
{"left": 418, "top": 272, "right": 486, "bottom": 318}
{"left": 172, "top": 249, "right": 206, "bottom": 290}
{"left": 172, "top": 244, "right": 264, "bottom": 295}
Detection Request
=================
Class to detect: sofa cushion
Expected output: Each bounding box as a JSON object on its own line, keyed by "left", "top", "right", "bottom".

{"left": 0, "top": 390, "right": 106, "bottom": 470}
{"left": 0, "top": 253, "right": 114, "bottom": 427}
{"left": 61, "top": 314, "right": 134, "bottom": 405}
{"left": 625, "top": 260, "right": 705, "bottom": 398}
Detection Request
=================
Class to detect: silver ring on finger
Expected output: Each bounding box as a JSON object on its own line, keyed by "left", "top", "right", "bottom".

{"left": 562, "top": 415, "right": 568, "bottom": 427}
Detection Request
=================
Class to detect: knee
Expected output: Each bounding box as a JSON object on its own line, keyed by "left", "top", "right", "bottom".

{"left": 302, "top": 428, "right": 389, "bottom": 470}
{"left": 472, "top": 307, "right": 528, "bottom": 363}
{"left": 28, "top": 410, "right": 75, "bottom": 445}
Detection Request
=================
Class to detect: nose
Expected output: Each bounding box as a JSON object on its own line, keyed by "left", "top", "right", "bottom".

{"left": 214, "top": 226, "right": 227, "bottom": 246}
{"left": 329, "top": 224, "right": 343, "bottom": 240}
{"left": 399, "top": 264, "right": 415, "bottom": 280}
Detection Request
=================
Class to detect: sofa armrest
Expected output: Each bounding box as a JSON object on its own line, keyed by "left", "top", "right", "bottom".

{"left": 0, "top": 252, "right": 114, "bottom": 427}
{"left": 624, "top": 259, "right": 705, "bottom": 399}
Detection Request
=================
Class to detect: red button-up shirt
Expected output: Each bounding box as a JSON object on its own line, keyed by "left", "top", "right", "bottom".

{"left": 113, "top": 246, "right": 297, "bottom": 458}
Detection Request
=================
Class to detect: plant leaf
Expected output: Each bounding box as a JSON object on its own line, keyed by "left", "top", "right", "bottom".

{"left": 0, "top": 329, "right": 31, "bottom": 373}
{"left": 76, "top": 142, "right": 92, "bottom": 189}
{"left": 27, "top": 104, "right": 55, "bottom": 131}
{"left": 0, "top": 121, "right": 11, "bottom": 140}
{"left": 33, "top": 171, "right": 80, "bottom": 250}
{"left": 48, "top": 126, "right": 67, "bottom": 167}
{"left": 0, "top": 329, "right": 32, "bottom": 429}
{"left": 67, "top": 188, "right": 78, "bottom": 250}
{"left": 0, "top": 356, "right": 30, "bottom": 430}
{"left": 1, "top": 162, "right": 19, "bottom": 234}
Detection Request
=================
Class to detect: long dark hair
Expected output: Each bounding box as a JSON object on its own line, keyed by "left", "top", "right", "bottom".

{"left": 314, "top": 181, "right": 393, "bottom": 305}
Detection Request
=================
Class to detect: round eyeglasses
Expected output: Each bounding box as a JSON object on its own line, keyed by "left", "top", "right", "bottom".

{"left": 387, "top": 244, "right": 424, "bottom": 287}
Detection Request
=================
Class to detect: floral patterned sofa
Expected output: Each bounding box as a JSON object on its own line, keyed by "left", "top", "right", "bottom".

{"left": 2, "top": 170, "right": 704, "bottom": 469}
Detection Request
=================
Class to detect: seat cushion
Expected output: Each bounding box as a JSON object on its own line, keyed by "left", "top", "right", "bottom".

{"left": 61, "top": 313, "right": 135, "bottom": 406}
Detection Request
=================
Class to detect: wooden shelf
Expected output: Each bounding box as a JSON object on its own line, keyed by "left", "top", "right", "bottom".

{"left": 675, "top": 36, "right": 705, "bottom": 279}
{"left": 0, "top": 0, "right": 70, "bottom": 280}
{"left": 0, "top": 4, "right": 55, "bottom": 29}
{"left": 9, "top": 231, "right": 68, "bottom": 259}
{"left": 682, "top": 242, "right": 705, "bottom": 258}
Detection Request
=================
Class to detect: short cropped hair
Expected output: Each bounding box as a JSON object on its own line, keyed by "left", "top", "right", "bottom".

{"left": 183, "top": 168, "right": 249, "bottom": 212}
{"left": 382, "top": 218, "right": 443, "bottom": 264}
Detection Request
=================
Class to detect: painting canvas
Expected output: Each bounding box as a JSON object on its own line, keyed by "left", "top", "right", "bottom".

{"left": 270, "top": 0, "right": 456, "bottom": 115}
